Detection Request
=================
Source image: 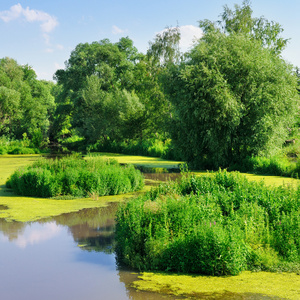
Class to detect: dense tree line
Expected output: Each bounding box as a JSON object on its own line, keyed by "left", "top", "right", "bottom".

{"left": 52, "top": 37, "right": 170, "bottom": 147}
{"left": 1, "top": 1, "right": 299, "bottom": 169}
{"left": 0, "top": 57, "right": 55, "bottom": 147}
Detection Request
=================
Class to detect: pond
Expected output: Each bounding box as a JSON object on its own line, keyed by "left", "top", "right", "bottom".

{"left": 0, "top": 204, "right": 183, "bottom": 300}
{"left": 1, "top": 202, "right": 296, "bottom": 300}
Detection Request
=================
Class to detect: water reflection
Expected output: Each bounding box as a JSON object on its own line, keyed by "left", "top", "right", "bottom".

{"left": 0, "top": 203, "right": 179, "bottom": 300}
{"left": 0, "top": 218, "right": 26, "bottom": 241}
{"left": 144, "top": 172, "right": 182, "bottom": 186}
{"left": 52, "top": 204, "right": 117, "bottom": 254}
{"left": 1, "top": 221, "right": 61, "bottom": 248}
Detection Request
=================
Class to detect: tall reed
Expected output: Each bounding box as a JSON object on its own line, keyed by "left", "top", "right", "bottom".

{"left": 6, "top": 155, "right": 144, "bottom": 198}
{"left": 116, "top": 170, "right": 300, "bottom": 275}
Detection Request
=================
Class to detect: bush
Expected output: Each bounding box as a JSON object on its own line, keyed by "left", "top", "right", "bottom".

{"left": 0, "top": 146, "right": 7, "bottom": 155}
{"left": 116, "top": 170, "right": 300, "bottom": 275}
{"left": 6, "top": 155, "right": 144, "bottom": 198}
{"left": 0, "top": 135, "right": 47, "bottom": 156}
{"left": 8, "top": 147, "right": 37, "bottom": 154}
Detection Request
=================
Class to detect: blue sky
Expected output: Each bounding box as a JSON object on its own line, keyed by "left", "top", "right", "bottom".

{"left": 0, "top": 0, "right": 299, "bottom": 81}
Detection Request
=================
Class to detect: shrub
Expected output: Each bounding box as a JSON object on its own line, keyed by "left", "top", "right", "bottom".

{"left": 116, "top": 170, "right": 300, "bottom": 275}
{"left": 0, "top": 146, "right": 7, "bottom": 155}
{"left": 91, "top": 138, "right": 172, "bottom": 158}
{"left": 6, "top": 155, "right": 144, "bottom": 198}
{"left": 8, "top": 147, "right": 36, "bottom": 154}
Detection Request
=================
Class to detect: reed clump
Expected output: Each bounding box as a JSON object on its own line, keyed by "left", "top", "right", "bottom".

{"left": 6, "top": 155, "right": 144, "bottom": 199}
{"left": 115, "top": 169, "right": 300, "bottom": 276}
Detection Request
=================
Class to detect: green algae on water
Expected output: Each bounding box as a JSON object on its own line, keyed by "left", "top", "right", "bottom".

{"left": 90, "top": 152, "right": 183, "bottom": 169}
{"left": 132, "top": 271, "right": 300, "bottom": 299}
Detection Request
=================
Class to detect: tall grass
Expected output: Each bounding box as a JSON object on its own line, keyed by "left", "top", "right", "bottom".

{"left": 115, "top": 170, "right": 300, "bottom": 276}
{"left": 6, "top": 155, "right": 144, "bottom": 198}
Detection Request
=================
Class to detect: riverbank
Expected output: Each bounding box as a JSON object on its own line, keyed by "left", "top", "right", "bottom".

{"left": 98, "top": 152, "right": 300, "bottom": 187}
{"left": 1, "top": 154, "right": 299, "bottom": 222}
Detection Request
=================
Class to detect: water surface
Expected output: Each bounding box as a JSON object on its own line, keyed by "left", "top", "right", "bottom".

{"left": 0, "top": 203, "right": 181, "bottom": 300}
{"left": 0, "top": 168, "right": 295, "bottom": 299}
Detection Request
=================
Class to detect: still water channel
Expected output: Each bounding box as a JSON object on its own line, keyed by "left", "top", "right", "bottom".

{"left": 0, "top": 173, "right": 185, "bottom": 300}
{"left": 0, "top": 203, "right": 183, "bottom": 300}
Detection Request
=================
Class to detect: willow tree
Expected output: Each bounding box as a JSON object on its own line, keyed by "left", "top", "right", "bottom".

{"left": 167, "top": 2, "right": 299, "bottom": 169}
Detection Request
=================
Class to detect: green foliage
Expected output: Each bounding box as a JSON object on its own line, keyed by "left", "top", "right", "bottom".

{"left": 91, "top": 137, "right": 172, "bottom": 158}
{"left": 232, "top": 156, "right": 293, "bottom": 176}
{"left": 79, "top": 76, "right": 145, "bottom": 143}
{"left": 200, "top": 0, "right": 289, "bottom": 54}
{"left": 0, "top": 135, "right": 41, "bottom": 155}
{"left": 160, "top": 1, "right": 299, "bottom": 169}
{"left": 0, "top": 86, "right": 21, "bottom": 135}
{"left": 6, "top": 155, "right": 144, "bottom": 198}
{"left": 166, "top": 30, "right": 299, "bottom": 169}
{"left": 0, "top": 57, "right": 55, "bottom": 142}
{"left": 147, "top": 26, "right": 181, "bottom": 66}
{"left": 53, "top": 38, "right": 144, "bottom": 145}
{"left": 116, "top": 170, "right": 300, "bottom": 275}
{"left": 53, "top": 37, "right": 171, "bottom": 150}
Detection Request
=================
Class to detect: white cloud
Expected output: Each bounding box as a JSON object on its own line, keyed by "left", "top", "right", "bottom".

{"left": 56, "top": 44, "right": 64, "bottom": 50}
{"left": 112, "top": 25, "right": 127, "bottom": 35}
{"left": 45, "top": 48, "right": 54, "bottom": 53}
{"left": 0, "top": 3, "right": 23, "bottom": 22}
{"left": 0, "top": 3, "right": 58, "bottom": 37}
{"left": 179, "top": 25, "right": 203, "bottom": 52}
{"left": 44, "top": 44, "right": 64, "bottom": 53}
{"left": 54, "top": 62, "right": 65, "bottom": 71}
{"left": 14, "top": 222, "right": 61, "bottom": 248}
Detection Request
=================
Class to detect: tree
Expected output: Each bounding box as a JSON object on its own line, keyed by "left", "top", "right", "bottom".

{"left": 199, "top": 0, "right": 288, "bottom": 55}
{"left": 53, "top": 37, "right": 170, "bottom": 149}
{"left": 147, "top": 26, "right": 181, "bottom": 66}
{"left": 0, "top": 57, "right": 55, "bottom": 142}
{"left": 0, "top": 86, "right": 20, "bottom": 135}
{"left": 167, "top": 31, "right": 299, "bottom": 169}
{"left": 79, "top": 75, "right": 145, "bottom": 143}
{"left": 54, "top": 38, "right": 143, "bottom": 146}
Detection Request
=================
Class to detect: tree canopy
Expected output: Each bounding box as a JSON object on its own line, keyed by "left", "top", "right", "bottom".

{"left": 1, "top": 1, "right": 299, "bottom": 166}
{"left": 199, "top": 0, "right": 289, "bottom": 55}
{"left": 53, "top": 37, "right": 170, "bottom": 146}
{"left": 0, "top": 57, "right": 55, "bottom": 143}
{"left": 166, "top": 2, "right": 299, "bottom": 168}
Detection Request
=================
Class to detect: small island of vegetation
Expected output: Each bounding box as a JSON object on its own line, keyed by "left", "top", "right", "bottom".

{"left": 6, "top": 155, "right": 144, "bottom": 198}
{"left": 116, "top": 169, "right": 300, "bottom": 276}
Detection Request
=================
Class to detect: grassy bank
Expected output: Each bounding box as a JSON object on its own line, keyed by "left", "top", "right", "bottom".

{"left": 1, "top": 154, "right": 299, "bottom": 223}
{"left": 0, "top": 155, "right": 145, "bottom": 222}
{"left": 116, "top": 170, "right": 300, "bottom": 276}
